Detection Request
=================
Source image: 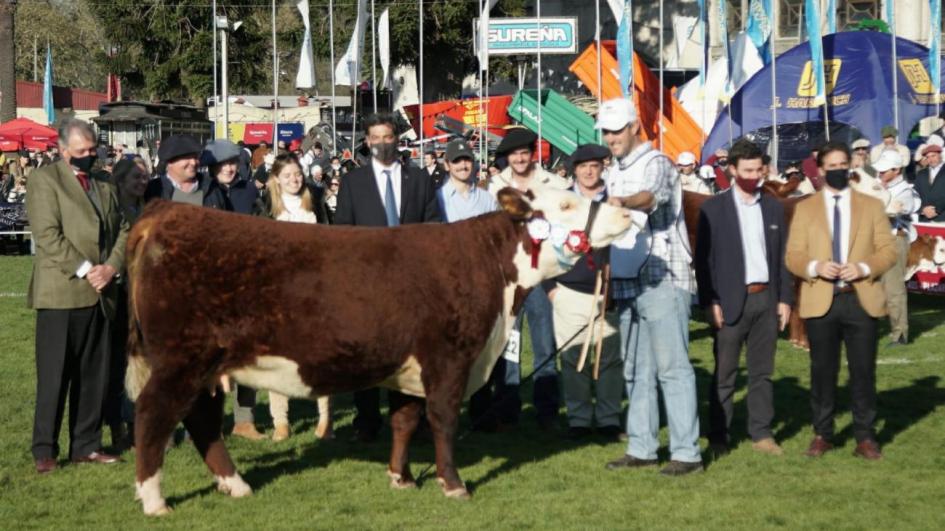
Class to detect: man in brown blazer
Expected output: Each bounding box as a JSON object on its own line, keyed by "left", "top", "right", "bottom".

{"left": 26, "top": 119, "right": 130, "bottom": 473}
{"left": 786, "top": 141, "right": 897, "bottom": 461}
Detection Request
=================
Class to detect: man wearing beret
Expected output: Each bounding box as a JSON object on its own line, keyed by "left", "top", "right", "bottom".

{"left": 203, "top": 139, "right": 259, "bottom": 216}
{"left": 484, "top": 127, "right": 569, "bottom": 431}
{"left": 544, "top": 144, "right": 624, "bottom": 440}
{"left": 144, "top": 135, "right": 228, "bottom": 210}
{"left": 915, "top": 143, "right": 945, "bottom": 221}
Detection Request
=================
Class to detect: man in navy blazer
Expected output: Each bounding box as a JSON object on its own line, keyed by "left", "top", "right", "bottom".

{"left": 695, "top": 140, "right": 793, "bottom": 457}
{"left": 334, "top": 112, "right": 441, "bottom": 442}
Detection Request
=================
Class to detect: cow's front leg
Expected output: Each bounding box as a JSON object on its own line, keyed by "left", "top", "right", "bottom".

{"left": 314, "top": 395, "right": 334, "bottom": 440}
{"left": 182, "top": 388, "right": 251, "bottom": 498}
{"left": 387, "top": 392, "right": 422, "bottom": 489}
{"left": 422, "top": 375, "right": 469, "bottom": 499}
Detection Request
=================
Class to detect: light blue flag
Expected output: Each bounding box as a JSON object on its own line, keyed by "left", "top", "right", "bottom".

{"left": 885, "top": 0, "right": 895, "bottom": 33}
{"left": 43, "top": 45, "right": 55, "bottom": 125}
{"left": 805, "top": 0, "right": 826, "bottom": 105}
{"left": 826, "top": 0, "right": 836, "bottom": 34}
{"left": 616, "top": 0, "right": 633, "bottom": 97}
{"left": 745, "top": 0, "right": 772, "bottom": 64}
{"left": 931, "top": 0, "right": 941, "bottom": 95}
{"left": 719, "top": 0, "right": 733, "bottom": 96}
{"left": 697, "top": 0, "right": 707, "bottom": 85}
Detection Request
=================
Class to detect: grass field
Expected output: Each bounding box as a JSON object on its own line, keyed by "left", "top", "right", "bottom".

{"left": 1, "top": 254, "right": 944, "bottom": 529}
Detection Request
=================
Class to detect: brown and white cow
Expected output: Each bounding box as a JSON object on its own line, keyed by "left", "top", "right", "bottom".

{"left": 124, "top": 185, "right": 634, "bottom": 515}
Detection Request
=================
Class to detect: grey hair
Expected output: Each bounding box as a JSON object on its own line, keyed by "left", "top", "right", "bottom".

{"left": 57, "top": 119, "right": 97, "bottom": 146}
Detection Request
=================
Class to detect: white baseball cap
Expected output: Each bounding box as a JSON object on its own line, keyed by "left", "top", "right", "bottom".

{"left": 873, "top": 150, "right": 902, "bottom": 172}
{"left": 595, "top": 98, "right": 638, "bottom": 131}
{"left": 676, "top": 151, "right": 696, "bottom": 165}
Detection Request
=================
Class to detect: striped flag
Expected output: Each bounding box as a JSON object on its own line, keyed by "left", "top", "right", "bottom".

{"left": 616, "top": 0, "right": 634, "bottom": 97}
{"left": 931, "top": 0, "right": 941, "bottom": 96}
{"left": 745, "top": 0, "right": 772, "bottom": 64}
{"left": 719, "top": 0, "right": 733, "bottom": 97}
{"left": 697, "top": 0, "right": 707, "bottom": 84}
{"left": 826, "top": 0, "right": 836, "bottom": 34}
{"left": 43, "top": 45, "right": 55, "bottom": 125}
{"left": 805, "top": 0, "right": 826, "bottom": 106}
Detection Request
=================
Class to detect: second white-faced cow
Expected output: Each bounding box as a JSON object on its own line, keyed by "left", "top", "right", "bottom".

{"left": 124, "top": 185, "right": 635, "bottom": 515}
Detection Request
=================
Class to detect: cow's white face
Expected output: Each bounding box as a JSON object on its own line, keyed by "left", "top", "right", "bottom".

{"left": 934, "top": 236, "right": 945, "bottom": 265}
{"left": 497, "top": 185, "right": 635, "bottom": 286}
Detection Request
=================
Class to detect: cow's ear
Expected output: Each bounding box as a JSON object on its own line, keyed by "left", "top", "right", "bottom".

{"left": 497, "top": 187, "right": 533, "bottom": 221}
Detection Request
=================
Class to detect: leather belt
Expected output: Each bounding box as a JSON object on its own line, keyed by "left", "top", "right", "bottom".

{"left": 746, "top": 283, "right": 768, "bottom": 294}
{"left": 896, "top": 229, "right": 908, "bottom": 238}
{"left": 836, "top": 285, "right": 855, "bottom": 294}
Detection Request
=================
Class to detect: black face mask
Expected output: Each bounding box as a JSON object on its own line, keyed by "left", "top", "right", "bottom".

{"left": 824, "top": 169, "right": 849, "bottom": 190}
{"left": 70, "top": 155, "right": 97, "bottom": 173}
{"left": 371, "top": 142, "right": 399, "bottom": 165}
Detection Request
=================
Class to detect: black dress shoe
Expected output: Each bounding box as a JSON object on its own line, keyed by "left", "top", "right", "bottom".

{"left": 35, "top": 457, "right": 57, "bottom": 474}
{"left": 567, "top": 426, "right": 593, "bottom": 440}
{"left": 606, "top": 454, "right": 658, "bottom": 470}
{"left": 886, "top": 337, "right": 908, "bottom": 348}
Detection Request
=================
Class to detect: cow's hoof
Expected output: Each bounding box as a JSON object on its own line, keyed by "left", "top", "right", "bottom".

{"left": 387, "top": 470, "right": 417, "bottom": 490}
{"left": 216, "top": 473, "right": 253, "bottom": 498}
{"left": 437, "top": 478, "right": 470, "bottom": 499}
{"left": 144, "top": 503, "right": 172, "bottom": 517}
{"left": 314, "top": 424, "right": 334, "bottom": 440}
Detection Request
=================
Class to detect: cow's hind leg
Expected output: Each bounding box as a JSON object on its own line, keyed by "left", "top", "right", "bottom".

{"left": 314, "top": 395, "right": 334, "bottom": 440}
{"left": 182, "top": 389, "right": 252, "bottom": 498}
{"left": 134, "top": 372, "right": 200, "bottom": 516}
{"left": 422, "top": 372, "right": 469, "bottom": 499}
{"left": 387, "top": 393, "right": 423, "bottom": 489}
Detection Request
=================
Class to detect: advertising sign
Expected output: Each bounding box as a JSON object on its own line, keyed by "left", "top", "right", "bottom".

{"left": 474, "top": 17, "right": 578, "bottom": 56}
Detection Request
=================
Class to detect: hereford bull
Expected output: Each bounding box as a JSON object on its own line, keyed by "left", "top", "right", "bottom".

{"left": 124, "top": 186, "right": 634, "bottom": 515}
{"left": 906, "top": 233, "right": 945, "bottom": 279}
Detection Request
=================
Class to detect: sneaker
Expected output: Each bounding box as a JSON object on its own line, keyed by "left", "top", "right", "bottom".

{"left": 605, "top": 454, "right": 658, "bottom": 470}
{"left": 659, "top": 460, "right": 703, "bottom": 476}
{"left": 751, "top": 438, "right": 784, "bottom": 456}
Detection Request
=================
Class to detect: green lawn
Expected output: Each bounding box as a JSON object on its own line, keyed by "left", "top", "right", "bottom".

{"left": 1, "top": 255, "right": 944, "bottom": 529}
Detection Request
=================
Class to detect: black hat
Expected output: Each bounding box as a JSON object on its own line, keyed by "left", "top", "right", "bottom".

{"left": 445, "top": 139, "right": 474, "bottom": 162}
{"left": 570, "top": 144, "right": 610, "bottom": 166}
{"left": 496, "top": 128, "right": 538, "bottom": 156}
{"left": 158, "top": 134, "right": 202, "bottom": 162}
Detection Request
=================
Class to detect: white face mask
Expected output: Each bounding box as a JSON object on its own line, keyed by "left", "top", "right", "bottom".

{"left": 331, "top": 164, "right": 341, "bottom": 171}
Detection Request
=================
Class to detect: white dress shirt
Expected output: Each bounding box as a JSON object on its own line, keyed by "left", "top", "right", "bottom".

{"left": 731, "top": 189, "right": 769, "bottom": 284}
{"left": 929, "top": 162, "right": 943, "bottom": 186}
{"left": 371, "top": 158, "right": 402, "bottom": 213}
{"left": 807, "top": 187, "right": 870, "bottom": 280}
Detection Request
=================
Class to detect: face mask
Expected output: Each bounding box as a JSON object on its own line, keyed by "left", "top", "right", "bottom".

{"left": 824, "top": 169, "right": 849, "bottom": 190}
{"left": 735, "top": 177, "right": 761, "bottom": 194}
{"left": 371, "top": 142, "right": 399, "bottom": 164}
{"left": 71, "top": 155, "right": 96, "bottom": 173}
{"left": 331, "top": 163, "right": 341, "bottom": 170}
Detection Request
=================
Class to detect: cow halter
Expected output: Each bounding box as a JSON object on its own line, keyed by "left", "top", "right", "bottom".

{"left": 525, "top": 201, "right": 601, "bottom": 269}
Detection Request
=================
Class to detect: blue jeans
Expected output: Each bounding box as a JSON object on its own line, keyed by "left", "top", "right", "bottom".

{"left": 617, "top": 281, "right": 701, "bottom": 463}
{"left": 503, "top": 284, "right": 559, "bottom": 420}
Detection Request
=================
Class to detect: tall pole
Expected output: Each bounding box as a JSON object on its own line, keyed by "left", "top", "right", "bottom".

{"left": 890, "top": 8, "right": 900, "bottom": 141}
{"left": 479, "top": 0, "right": 485, "bottom": 165}
{"left": 371, "top": 0, "right": 377, "bottom": 112}
{"left": 419, "top": 0, "right": 424, "bottom": 154}
{"left": 658, "top": 0, "right": 664, "bottom": 150}
{"left": 329, "top": 0, "right": 337, "bottom": 153}
{"left": 272, "top": 0, "right": 279, "bottom": 147}
{"left": 770, "top": 4, "right": 779, "bottom": 170}
{"left": 536, "top": 0, "right": 543, "bottom": 166}
{"left": 596, "top": 0, "right": 602, "bottom": 143}
{"left": 33, "top": 37, "right": 38, "bottom": 82}
{"left": 222, "top": 28, "right": 230, "bottom": 140}
{"left": 212, "top": 0, "right": 218, "bottom": 139}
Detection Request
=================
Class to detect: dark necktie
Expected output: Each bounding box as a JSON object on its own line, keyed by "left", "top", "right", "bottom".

{"left": 76, "top": 171, "right": 90, "bottom": 192}
{"left": 384, "top": 170, "right": 399, "bottom": 227}
{"left": 832, "top": 195, "right": 842, "bottom": 263}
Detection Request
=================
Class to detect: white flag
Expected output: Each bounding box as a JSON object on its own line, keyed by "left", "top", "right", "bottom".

{"left": 334, "top": 0, "right": 369, "bottom": 87}
{"left": 478, "top": 0, "right": 500, "bottom": 71}
{"left": 378, "top": 8, "right": 390, "bottom": 88}
{"left": 606, "top": 0, "right": 623, "bottom": 21}
{"left": 295, "top": 0, "right": 316, "bottom": 89}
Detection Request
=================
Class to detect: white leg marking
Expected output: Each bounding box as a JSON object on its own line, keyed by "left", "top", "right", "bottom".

{"left": 136, "top": 472, "right": 171, "bottom": 516}
{"left": 216, "top": 472, "right": 253, "bottom": 498}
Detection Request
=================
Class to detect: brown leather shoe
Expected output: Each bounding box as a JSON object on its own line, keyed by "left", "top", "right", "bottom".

{"left": 231, "top": 422, "right": 266, "bottom": 441}
{"left": 71, "top": 451, "right": 121, "bottom": 464}
{"left": 751, "top": 438, "right": 784, "bottom": 456}
{"left": 805, "top": 436, "right": 834, "bottom": 457}
{"left": 853, "top": 439, "right": 883, "bottom": 460}
{"left": 35, "top": 457, "right": 57, "bottom": 474}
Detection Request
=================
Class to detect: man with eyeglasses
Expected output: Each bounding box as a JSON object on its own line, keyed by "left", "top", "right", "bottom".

{"left": 597, "top": 98, "right": 703, "bottom": 476}
{"left": 851, "top": 138, "right": 876, "bottom": 178}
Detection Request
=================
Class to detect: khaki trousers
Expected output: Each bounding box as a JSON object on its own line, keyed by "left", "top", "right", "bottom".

{"left": 552, "top": 285, "right": 623, "bottom": 428}
{"left": 881, "top": 234, "right": 910, "bottom": 342}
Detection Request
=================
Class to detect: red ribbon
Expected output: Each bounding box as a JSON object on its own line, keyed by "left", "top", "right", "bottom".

{"left": 565, "top": 230, "right": 594, "bottom": 270}
{"left": 530, "top": 238, "right": 542, "bottom": 268}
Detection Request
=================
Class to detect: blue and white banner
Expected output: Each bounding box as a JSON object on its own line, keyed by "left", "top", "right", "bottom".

{"left": 616, "top": 0, "right": 633, "bottom": 97}
{"left": 698, "top": 0, "right": 707, "bottom": 84}
{"left": 827, "top": 0, "right": 837, "bottom": 34}
{"left": 43, "top": 45, "right": 55, "bottom": 125}
{"left": 474, "top": 17, "right": 577, "bottom": 55}
{"left": 334, "top": 0, "right": 368, "bottom": 87}
{"left": 745, "top": 0, "right": 772, "bottom": 64}
{"left": 805, "top": 0, "right": 826, "bottom": 105}
{"left": 719, "top": 0, "right": 733, "bottom": 96}
{"left": 930, "top": 0, "right": 941, "bottom": 95}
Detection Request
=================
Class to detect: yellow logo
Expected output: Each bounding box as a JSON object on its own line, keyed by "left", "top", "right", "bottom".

{"left": 898, "top": 59, "right": 934, "bottom": 94}
{"left": 797, "top": 59, "right": 842, "bottom": 96}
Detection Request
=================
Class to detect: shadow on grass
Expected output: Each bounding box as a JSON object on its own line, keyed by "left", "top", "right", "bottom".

{"left": 831, "top": 375, "right": 945, "bottom": 447}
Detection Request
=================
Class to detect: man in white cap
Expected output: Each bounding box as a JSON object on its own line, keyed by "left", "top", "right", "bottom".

{"left": 874, "top": 150, "right": 921, "bottom": 347}
{"left": 850, "top": 138, "right": 876, "bottom": 178}
{"left": 676, "top": 151, "right": 712, "bottom": 195}
{"left": 596, "top": 98, "right": 703, "bottom": 476}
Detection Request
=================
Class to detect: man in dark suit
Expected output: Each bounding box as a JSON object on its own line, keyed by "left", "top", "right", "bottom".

{"left": 334, "top": 112, "right": 441, "bottom": 441}
{"left": 914, "top": 144, "right": 945, "bottom": 222}
{"left": 26, "top": 119, "right": 130, "bottom": 473}
{"left": 695, "top": 140, "right": 793, "bottom": 457}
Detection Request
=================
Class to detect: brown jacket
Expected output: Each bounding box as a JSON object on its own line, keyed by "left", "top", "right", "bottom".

{"left": 785, "top": 189, "right": 897, "bottom": 319}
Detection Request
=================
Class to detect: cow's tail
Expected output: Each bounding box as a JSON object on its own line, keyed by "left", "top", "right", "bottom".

{"left": 124, "top": 217, "right": 155, "bottom": 401}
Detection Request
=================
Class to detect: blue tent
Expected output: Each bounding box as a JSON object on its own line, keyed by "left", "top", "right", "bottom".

{"left": 703, "top": 31, "right": 943, "bottom": 162}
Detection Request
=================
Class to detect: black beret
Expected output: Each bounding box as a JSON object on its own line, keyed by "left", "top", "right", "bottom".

{"left": 570, "top": 144, "right": 611, "bottom": 166}
{"left": 496, "top": 128, "right": 538, "bottom": 156}
{"left": 158, "top": 134, "right": 202, "bottom": 162}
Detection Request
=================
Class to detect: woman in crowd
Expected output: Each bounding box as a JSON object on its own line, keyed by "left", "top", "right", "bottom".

{"left": 323, "top": 177, "right": 340, "bottom": 223}
{"left": 6, "top": 175, "right": 27, "bottom": 203}
{"left": 255, "top": 153, "right": 332, "bottom": 441}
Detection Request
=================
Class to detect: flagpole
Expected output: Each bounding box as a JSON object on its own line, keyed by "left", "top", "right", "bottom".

{"left": 212, "top": 0, "right": 218, "bottom": 139}
{"left": 891, "top": 12, "right": 900, "bottom": 141}
{"left": 479, "top": 0, "right": 485, "bottom": 165}
{"left": 329, "top": 0, "right": 337, "bottom": 154}
{"left": 658, "top": 0, "right": 664, "bottom": 150}
{"left": 419, "top": 0, "right": 424, "bottom": 155}
{"left": 596, "top": 0, "right": 602, "bottom": 143}
{"left": 371, "top": 0, "right": 377, "bottom": 112}
{"left": 771, "top": 1, "right": 779, "bottom": 169}
{"left": 700, "top": 0, "right": 707, "bottom": 149}
{"left": 272, "top": 0, "right": 279, "bottom": 147}
{"left": 628, "top": 1, "right": 635, "bottom": 102}
{"left": 536, "top": 0, "right": 543, "bottom": 165}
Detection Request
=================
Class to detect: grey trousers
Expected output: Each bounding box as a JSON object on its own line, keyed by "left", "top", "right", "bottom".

{"left": 881, "top": 234, "right": 909, "bottom": 342}
{"left": 708, "top": 291, "right": 777, "bottom": 444}
{"left": 232, "top": 384, "right": 257, "bottom": 424}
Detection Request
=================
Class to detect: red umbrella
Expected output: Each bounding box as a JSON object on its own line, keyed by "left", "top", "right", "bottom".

{"left": 0, "top": 118, "right": 59, "bottom": 152}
